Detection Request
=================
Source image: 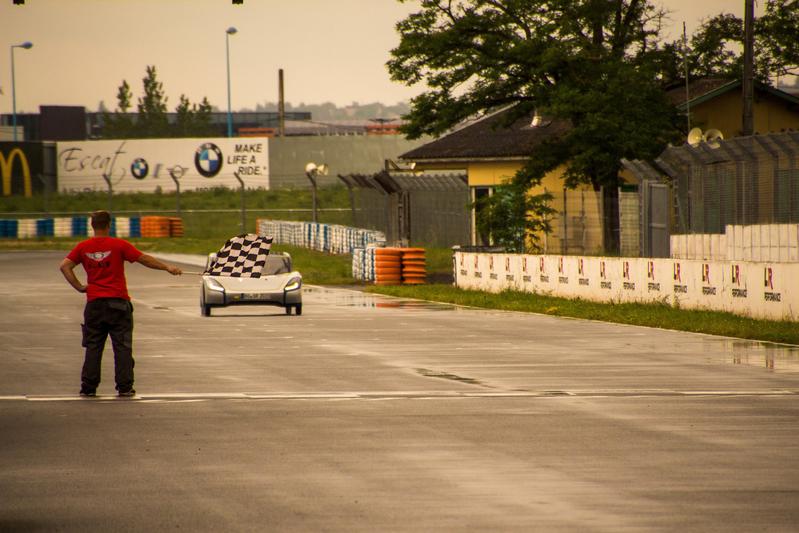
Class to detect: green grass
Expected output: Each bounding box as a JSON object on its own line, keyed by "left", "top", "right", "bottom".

{"left": 365, "top": 284, "right": 799, "bottom": 345}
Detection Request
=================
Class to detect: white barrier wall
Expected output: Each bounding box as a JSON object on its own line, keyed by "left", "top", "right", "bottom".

{"left": 455, "top": 252, "right": 799, "bottom": 322}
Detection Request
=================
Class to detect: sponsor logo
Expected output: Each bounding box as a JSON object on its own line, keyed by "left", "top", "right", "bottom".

{"left": 474, "top": 271, "right": 482, "bottom": 278}
{"left": 601, "top": 281, "right": 612, "bottom": 290}
{"left": 490, "top": 273, "right": 498, "bottom": 280}
{"left": 579, "top": 278, "right": 590, "bottom": 286}
{"left": 459, "top": 269, "right": 467, "bottom": 276}
{"left": 578, "top": 258, "right": 584, "bottom": 276}
{"left": 558, "top": 276, "right": 569, "bottom": 284}
{"left": 0, "top": 147, "right": 32, "bottom": 197}
{"left": 505, "top": 257, "right": 510, "bottom": 272}
{"left": 600, "top": 261, "right": 606, "bottom": 279}
{"left": 673, "top": 262, "right": 681, "bottom": 282}
{"left": 623, "top": 281, "right": 636, "bottom": 290}
{"left": 732, "top": 288, "right": 748, "bottom": 298}
{"left": 765, "top": 292, "right": 782, "bottom": 302}
{"left": 764, "top": 267, "right": 781, "bottom": 301}
{"left": 648, "top": 282, "right": 661, "bottom": 292}
{"left": 489, "top": 256, "right": 494, "bottom": 271}
{"left": 474, "top": 255, "right": 479, "bottom": 268}
{"left": 130, "top": 158, "right": 149, "bottom": 180}
{"left": 522, "top": 257, "right": 528, "bottom": 273}
{"left": 674, "top": 284, "right": 688, "bottom": 293}
{"left": 647, "top": 261, "right": 655, "bottom": 279}
{"left": 506, "top": 275, "right": 514, "bottom": 282}
{"left": 623, "top": 261, "right": 630, "bottom": 280}
{"left": 731, "top": 264, "right": 741, "bottom": 286}
{"left": 195, "top": 142, "right": 223, "bottom": 177}
{"left": 702, "top": 263, "right": 711, "bottom": 284}
{"left": 558, "top": 257, "right": 564, "bottom": 274}
{"left": 540, "top": 274, "right": 549, "bottom": 283}
{"left": 702, "top": 286, "right": 717, "bottom": 295}
{"left": 539, "top": 257, "right": 545, "bottom": 273}
{"left": 522, "top": 275, "right": 532, "bottom": 282}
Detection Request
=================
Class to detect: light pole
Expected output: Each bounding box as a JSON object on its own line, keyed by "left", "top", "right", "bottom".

{"left": 10, "top": 41, "right": 33, "bottom": 142}
{"left": 225, "top": 27, "right": 237, "bottom": 138}
{"left": 305, "top": 162, "right": 328, "bottom": 224}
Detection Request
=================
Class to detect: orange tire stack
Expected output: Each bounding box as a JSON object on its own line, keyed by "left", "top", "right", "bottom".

{"left": 140, "top": 216, "right": 171, "bottom": 238}
{"left": 374, "top": 248, "right": 402, "bottom": 285}
{"left": 169, "top": 217, "right": 184, "bottom": 238}
{"left": 401, "top": 248, "right": 426, "bottom": 284}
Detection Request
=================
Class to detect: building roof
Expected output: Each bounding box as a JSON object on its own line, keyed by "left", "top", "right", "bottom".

{"left": 666, "top": 78, "right": 799, "bottom": 109}
{"left": 400, "top": 107, "right": 570, "bottom": 162}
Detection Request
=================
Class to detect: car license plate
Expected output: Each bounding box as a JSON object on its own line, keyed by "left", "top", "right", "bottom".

{"left": 241, "top": 293, "right": 264, "bottom": 301}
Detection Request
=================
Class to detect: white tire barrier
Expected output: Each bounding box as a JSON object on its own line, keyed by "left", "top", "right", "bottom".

{"left": 257, "top": 219, "right": 385, "bottom": 255}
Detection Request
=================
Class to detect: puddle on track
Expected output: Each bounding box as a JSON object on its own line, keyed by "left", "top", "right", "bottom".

{"left": 714, "top": 340, "right": 799, "bottom": 372}
{"left": 305, "top": 286, "right": 457, "bottom": 312}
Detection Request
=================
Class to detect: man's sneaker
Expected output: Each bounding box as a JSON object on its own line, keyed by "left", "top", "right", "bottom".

{"left": 79, "top": 390, "right": 96, "bottom": 397}
{"left": 117, "top": 389, "right": 136, "bottom": 397}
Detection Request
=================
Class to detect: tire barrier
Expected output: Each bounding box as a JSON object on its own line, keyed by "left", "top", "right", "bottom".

{"left": 257, "top": 219, "right": 386, "bottom": 255}
{"left": 454, "top": 251, "right": 799, "bottom": 322}
{"left": 139, "top": 216, "right": 183, "bottom": 238}
{"left": 0, "top": 216, "right": 146, "bottom": 239}
{"left": 352, "top": 246, "right": 427, "bottom": 284}
{"left": 401, "top": 248, "right": 426, "bottom": 285}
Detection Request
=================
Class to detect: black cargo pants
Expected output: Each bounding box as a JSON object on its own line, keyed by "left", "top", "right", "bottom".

{"left": 81, "top": 298, "right": 134, "bottom": 393}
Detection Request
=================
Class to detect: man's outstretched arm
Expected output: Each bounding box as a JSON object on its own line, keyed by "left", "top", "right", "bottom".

{"left": 137, "top": 254, "right": 182, "bottom": 276}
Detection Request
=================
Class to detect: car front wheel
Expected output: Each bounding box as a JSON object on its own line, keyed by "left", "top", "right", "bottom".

{"left": 295, "top": 304, "right": 302, "bottom": 316}
{"left": 201, "top": 291, "right": 211, "bottom": 317}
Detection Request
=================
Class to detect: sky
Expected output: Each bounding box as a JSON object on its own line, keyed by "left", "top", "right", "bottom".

{"left": 0, "top": 0, "right": 767, "bottom": 115}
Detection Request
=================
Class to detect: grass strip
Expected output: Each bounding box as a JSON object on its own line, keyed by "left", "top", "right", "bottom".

{"left": 366, "top": 284, "right": 799, "bottom": 346}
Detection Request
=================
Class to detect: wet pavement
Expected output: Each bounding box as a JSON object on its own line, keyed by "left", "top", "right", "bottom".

{"left": 2, "top": 251, "right": 799, "bottom": 532}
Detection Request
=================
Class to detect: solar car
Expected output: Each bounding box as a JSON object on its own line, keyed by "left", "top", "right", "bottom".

{"left": 200, "top": 251, "right": 302, "bottom": 316}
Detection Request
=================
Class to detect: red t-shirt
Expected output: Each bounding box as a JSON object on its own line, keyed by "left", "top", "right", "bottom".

{"left": 66, "top": 237, "right": 143, "bottom": 301}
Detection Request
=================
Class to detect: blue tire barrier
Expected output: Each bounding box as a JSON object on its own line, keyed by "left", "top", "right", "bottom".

{"left": 0, "top": 216, "right": 144, "bottom": 239}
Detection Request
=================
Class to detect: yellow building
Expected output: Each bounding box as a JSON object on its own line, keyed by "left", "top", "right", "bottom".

{"left": 401, "top": 79, "right": 799, "bottom": 251}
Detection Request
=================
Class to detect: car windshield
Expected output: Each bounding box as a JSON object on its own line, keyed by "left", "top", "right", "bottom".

{"left": 263, "top": 255, "right": 291, "bottom": 275}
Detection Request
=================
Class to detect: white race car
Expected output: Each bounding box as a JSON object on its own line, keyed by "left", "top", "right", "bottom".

{"left": 200, "top": 252, "right": 302, "bottom": 316}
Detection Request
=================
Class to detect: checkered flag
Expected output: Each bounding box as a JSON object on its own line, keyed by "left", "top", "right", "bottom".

{"left": 205, "top": 234, "right": 273, "bottom": 278}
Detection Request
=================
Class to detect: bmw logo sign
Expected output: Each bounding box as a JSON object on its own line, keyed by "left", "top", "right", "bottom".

{"left": 195, "top": 143, "right": 223, "bottom": 178}
{"left": 130, "top": 158, "right": 149, "bottom": 180}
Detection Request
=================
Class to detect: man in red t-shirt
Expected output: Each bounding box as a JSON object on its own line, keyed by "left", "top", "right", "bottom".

{"left": 60, "top": 211, "right": 182, "bottom": 397}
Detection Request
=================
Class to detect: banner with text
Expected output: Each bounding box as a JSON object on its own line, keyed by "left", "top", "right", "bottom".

{"left": 55, "top": 138, "right": 269, "bottom": 193}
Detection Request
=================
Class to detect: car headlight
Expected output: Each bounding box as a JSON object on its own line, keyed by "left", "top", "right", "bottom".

{"left": 206, "top": 277, "right": 225, "bottom": 293}
{"left": 284, "top": 277, "right": 302, "bottom": 291}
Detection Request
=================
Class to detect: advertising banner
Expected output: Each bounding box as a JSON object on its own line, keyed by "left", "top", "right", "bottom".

{"left": 55, "top": 138, "right": 269, "bottom": 193}
{"left": 0, "top": 142, "right": 44, "bottom": 197}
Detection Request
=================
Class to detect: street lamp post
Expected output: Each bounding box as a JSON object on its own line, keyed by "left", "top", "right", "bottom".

{"left": 225, "top": 27, "right": 237, "bottom": 138}
{"left": 10, "top": 41, "right": 33, "bottom": 142}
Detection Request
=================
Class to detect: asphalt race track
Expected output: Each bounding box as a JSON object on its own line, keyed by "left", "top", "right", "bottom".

{"left": 2, "top": 251, "right": 799, "bottom": 532}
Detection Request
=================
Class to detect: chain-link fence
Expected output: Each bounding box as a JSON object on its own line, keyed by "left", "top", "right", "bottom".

{"left": 339, "top": 171, "right": 470, "bottom": 247}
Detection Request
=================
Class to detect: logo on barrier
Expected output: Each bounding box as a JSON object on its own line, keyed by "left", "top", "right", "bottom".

{"left": 578, "top": 259, "right": 584, "bottom": 276}
{"left": 600, "top": 261, "right": 606, "bottom": 279}
{"left": 623, "top": 261, "right": 630, "bottom": 279}
{"left": 539, "top": 257, "right": 545, "bottom": 273}
{"left": 130, "top": 158, "right": 149, "bottom": 180}
{"left": 195, "top": 142, "right": 223, "bottom": 177}
{"left": 647, "top": 261, "right": 655, "bottom": 279}
{"left": 489, "top": 256, "right": 494, "bottom": 271}
{"left": 460, "top": 255, "right": 464, "bottom": 266}
{"left": 558, "top": 257, "right": 564, "bottom": 273}
{"left": 764, "top": 267, "right": 781, "bottom": 302}
{"left": 505, "top": 257, "right": 510, "bottom": 272}
{"left": 0, "top": 147, "right": 32, "bottom": 197}
{"left": 673, "top": 262, "right": 681, "bottom": 282}
{"left": 731, "top": 264, "right": 747, "bottom": 298}
{"left": 702, "top": 263, "right": 711, "bottom": 284}
{"left": 522, "top": 257, "right": 528, "bottom": 273}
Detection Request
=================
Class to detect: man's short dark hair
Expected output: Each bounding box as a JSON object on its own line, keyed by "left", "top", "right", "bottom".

{"left": 90, "top": 210, "right": 111, "bottom": 230}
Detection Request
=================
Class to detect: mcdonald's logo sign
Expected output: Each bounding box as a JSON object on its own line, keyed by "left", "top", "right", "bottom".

{"left": 0, "top": 147, "right": 33, "bottom": 197}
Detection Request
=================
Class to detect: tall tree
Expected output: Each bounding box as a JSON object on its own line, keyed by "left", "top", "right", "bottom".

{"left": 137, "top": 65, "right": 169, "bottom": 137}
{"left": 388, "top": 0, "right": 680, "bottom": 252}
{"left": 665, "top": 0, "right": 799, "bottom": 84}
{"left": 102, "top": 80, "right": 135, "bottom": 138}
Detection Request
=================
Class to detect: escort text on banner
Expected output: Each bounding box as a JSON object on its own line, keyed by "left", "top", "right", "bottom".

{"left": 55, "top": 138, "right": 270, "bottom": 193}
